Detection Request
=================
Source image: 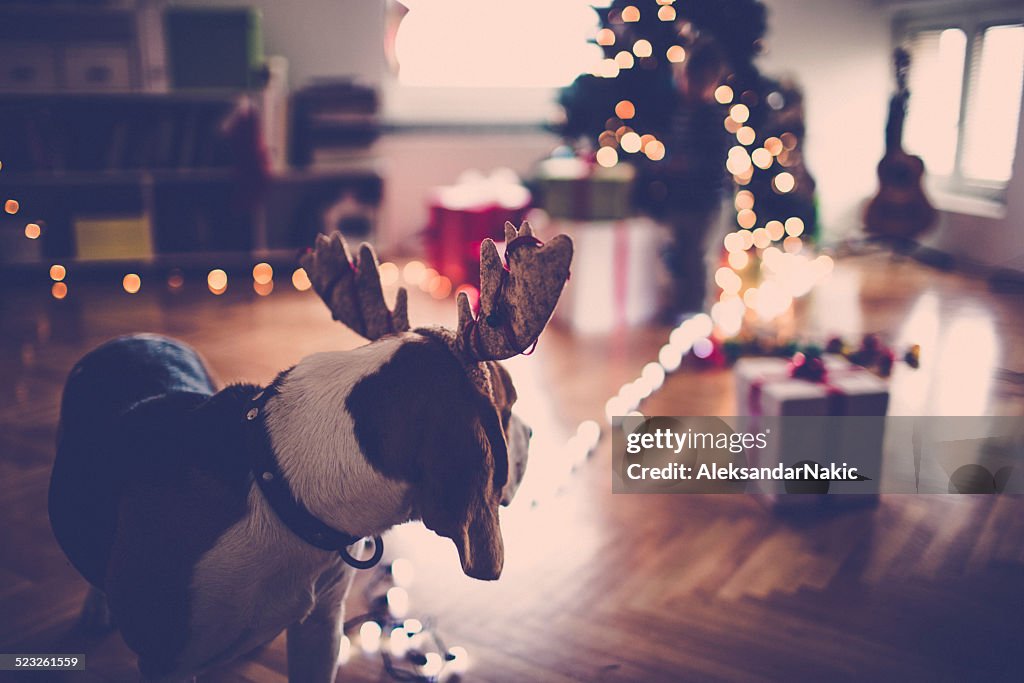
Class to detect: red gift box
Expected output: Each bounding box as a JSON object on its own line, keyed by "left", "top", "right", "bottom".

{"left": 424, "top": 173, "right": 531, "bottom": 287}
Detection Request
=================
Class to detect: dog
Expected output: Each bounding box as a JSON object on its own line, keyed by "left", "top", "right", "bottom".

{"left": 48, "top": 223, "right": 572, "bottom": 681}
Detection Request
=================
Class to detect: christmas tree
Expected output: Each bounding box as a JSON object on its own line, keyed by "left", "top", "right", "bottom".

{"left": 556, "top": 0, "right": 821, "bottom": 326}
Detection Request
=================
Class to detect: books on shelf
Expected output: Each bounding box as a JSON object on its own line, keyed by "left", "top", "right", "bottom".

{"left": 0, "top": 96, "right": 238, "bottom": 176}
{"left": 290, "top": 79, "right": 380, "bottom": 167}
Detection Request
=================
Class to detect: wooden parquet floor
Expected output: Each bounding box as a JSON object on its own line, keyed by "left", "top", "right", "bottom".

{"left": 1, "top": 253, "right": 1022, "bottom": 682}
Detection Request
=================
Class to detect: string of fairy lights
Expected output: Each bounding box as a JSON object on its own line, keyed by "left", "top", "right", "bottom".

{"left": 329, "top": 557, "right": 475, "bottom": 682}
{"left": 329, "top": 308, "right": 707, "bottom": 682}
{"left": 39, "top": 260, "right": 455, "bottom": 301}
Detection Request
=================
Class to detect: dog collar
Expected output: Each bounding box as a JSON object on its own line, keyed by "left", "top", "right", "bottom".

{"left": 243, "top": 376, "right": 384, "bottom": 570}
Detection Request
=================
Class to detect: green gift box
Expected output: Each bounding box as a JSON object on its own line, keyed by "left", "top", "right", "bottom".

{"left": 535, "top": 158, "right": 634, "bottom": 221}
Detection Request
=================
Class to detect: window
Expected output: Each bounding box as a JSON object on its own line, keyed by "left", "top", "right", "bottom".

{"left": 388, "top": 0, "right": 601, "bottom": 89}
{"left": 382, "top": 0, "right": 612, "bottom": 123}
{"left": 900, "top": 12, "right": 1024, "bottom": 199}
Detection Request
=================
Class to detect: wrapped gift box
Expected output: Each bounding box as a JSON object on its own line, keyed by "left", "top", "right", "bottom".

{"left": 735, "top": 355, "right": 889, "bottom": 501}
{"left": 424, "top": 170, "right": 531, "bottom": 287}
{"left": 551, "top": 217, "right": 669, "bottom": 333}
{"left": 534, "top": 157, "right": 634, "bottom": 221}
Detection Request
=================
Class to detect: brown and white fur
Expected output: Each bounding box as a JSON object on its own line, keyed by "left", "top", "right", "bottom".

{"left": 50, "top": 225, "right": 569, "bottom": 682}
{"left": 50, "top": 332, "right": 529, "bottom": 682}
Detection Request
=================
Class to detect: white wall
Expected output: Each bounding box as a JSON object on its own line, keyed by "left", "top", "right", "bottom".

{"left": 762, "top": 0, "right": 1024, "bottom": 270}
{"left": 759, "top": 0, "right": 893, "bottom": 243}
{"left": 178, "top": 0, "right": 1022, "bottom": 268}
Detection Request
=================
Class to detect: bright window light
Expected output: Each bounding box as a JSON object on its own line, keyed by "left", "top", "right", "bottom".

{"left": 904, "top": 28, "right": 966, "bottom": 177}
{"left": 393, "top": 0, "right": 603, "bottom": 88}
{"left": 903, "top": 21, "right": 1024, "bottom": 191}
{"left": 961, "top": 24, "right": 1024, "bottom": 183}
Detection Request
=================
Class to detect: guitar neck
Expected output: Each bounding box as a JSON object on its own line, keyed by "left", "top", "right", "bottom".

{"left": 885, "top": 91, "right": 908, "bottom": 154}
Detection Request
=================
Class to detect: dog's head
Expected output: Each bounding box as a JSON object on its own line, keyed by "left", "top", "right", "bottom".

{"left": 410, "top": 352, "right": 526, "bottom": 581}
{"left": 304, "top": 223, "right": 571, "bottom": 581}
{"left": 347, "top": 336, "right": 533, "bottom": 581}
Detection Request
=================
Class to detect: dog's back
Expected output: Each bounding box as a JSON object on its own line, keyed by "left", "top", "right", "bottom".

{"left": 49, "top": 334, "right": 217, "bottom": 588}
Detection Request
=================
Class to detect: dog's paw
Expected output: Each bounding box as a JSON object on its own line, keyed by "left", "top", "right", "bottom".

{"left": 77, "top": 587, "right": 116, "bottom": 633}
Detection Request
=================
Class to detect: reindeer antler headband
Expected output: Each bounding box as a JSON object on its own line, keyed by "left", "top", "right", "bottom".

{"left": 300, "top": 222, "right": 573, "bottom": 361}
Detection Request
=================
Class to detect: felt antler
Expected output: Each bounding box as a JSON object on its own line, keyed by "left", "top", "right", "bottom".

{"left": 300, "top": 232, "right": 409, "bottom": 341}
{"left": 456, "top": 221, "right": 573, "bottom": 361}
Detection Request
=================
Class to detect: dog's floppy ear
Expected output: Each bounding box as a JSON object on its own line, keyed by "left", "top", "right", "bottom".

{"left": 347, "top": 339, "right": 509, "bottom": 581}
{"left": 484, "top": 360, "right": 517, "bottom": 411}
{"left": 417, "top": 407, "right": 507, "bottom": 580}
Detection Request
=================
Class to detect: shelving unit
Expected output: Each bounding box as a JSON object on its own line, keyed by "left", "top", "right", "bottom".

{"left": 0, "top": 2, "right": 384, "bottom": 281}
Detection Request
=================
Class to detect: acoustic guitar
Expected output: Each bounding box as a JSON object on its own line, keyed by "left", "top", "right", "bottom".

{"left": 865, "top": 48, "right": 935, "bottom": 242}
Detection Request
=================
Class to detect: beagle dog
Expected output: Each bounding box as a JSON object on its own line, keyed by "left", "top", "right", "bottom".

{"left": 48, "top": 224, "right": 572, "bottom": 682}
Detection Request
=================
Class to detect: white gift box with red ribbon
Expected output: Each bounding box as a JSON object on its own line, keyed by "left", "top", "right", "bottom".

{"left": 550, "top": 217, "right": 669, "bottom": 334}
{"left": 735, "top": 355, "right": 889, "bottom": 498}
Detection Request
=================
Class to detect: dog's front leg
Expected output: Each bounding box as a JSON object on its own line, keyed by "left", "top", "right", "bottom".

{"left": 286, "top": 564, "right": 355, "bottom": 683}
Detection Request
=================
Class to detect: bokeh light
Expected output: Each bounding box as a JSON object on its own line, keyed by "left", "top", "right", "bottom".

{"left": 122, "top": 273, "right": 141, "bottom": 294}
{"left": 252, "top": 262, "right": 273, "bottom": 285}
{"left": 693, "top": 337, "right": 715, "bottom": 359}
{"left": 752, "top": 227, "right": 771, "bottom": 249}
{"left": 723, "top": 232, "right": 744, "bottom": 253}
{"left": 614, "top": 100, "right": 635, "bottom": 119}
{"left": 419, "top": 267, "right": 440, "bottom": 293}
{"left": 596, "top": 146, "right": 619, "bottom": 167}
{"left": 208, "top": 269, "right": 228, "bottom": 294}
{"left": 614, "top": 51, "right": 634, "bottom": 70}
{"left": 773, "top": 172, "right": 796, "bottom": 193}
{"left": 644, "top": 140, "right": 665, "bottom": 161}
{"left": 291, "top": 267, "right": 312, "bottom": 292}
{"left": 167, "top": 269, "right": 185, "bottom": 290}
{"left": 49, "top": 264, "right": 66, "bottom": 282}
{"left": 378, "top": 261, "right": 399, "bottom": 286}
{"left": 432, "top": 276, "right": 453, "bottom": 299}
{"left": 715, "top": 85, "right": 734, "bottom": 104}
{"left": 785, "top": 216, "right": 805, "bottom": 236}
{"left": 752, "top": 148, "right": 773, "bottom": 169}
{"left": 728, "top": 250, "right": 750, "bottom": 270}
{"left": 24, "top": 223, "right": 41, "bottom": 239}
{"left": 620, "top": 131, "right": 642, "bottom": 153}
{"left": 632, "top": 39, "right": 652, "bottom": 58}
{"left": 666, "top": 45, "right": 686, "bottom": 62}
{"left": 359, "top": 621, "right": 382, "bottom": 654}
{"left": 403, "top": 260, "right": 426, "bottom": 285}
